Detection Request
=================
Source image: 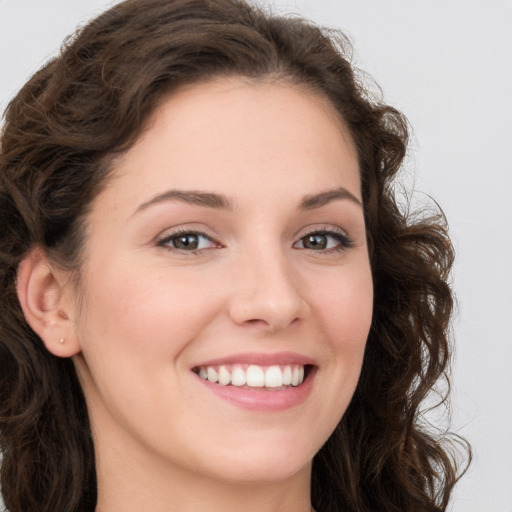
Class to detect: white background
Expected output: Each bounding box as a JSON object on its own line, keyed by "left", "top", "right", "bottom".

{"left": 1, "top": 1, "right": 511, "bottom": 511}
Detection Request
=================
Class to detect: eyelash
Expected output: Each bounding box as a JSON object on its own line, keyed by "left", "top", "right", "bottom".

{"left": 156, "top": 227, "right": 353, "bottom": 254}
{"left": 157, "top": 228, "right": 219, "bottom": 254}
{"left": 294, "top": 227, "right": 354, "bottom": 253}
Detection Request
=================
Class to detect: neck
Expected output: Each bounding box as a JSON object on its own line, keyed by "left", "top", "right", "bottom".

{"left": 95, "top": 463, "right": 313, "bottom": 512}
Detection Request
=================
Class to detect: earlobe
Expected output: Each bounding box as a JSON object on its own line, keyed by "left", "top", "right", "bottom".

{"left": 16, "top": 247, "right": 81, "bottom": 357}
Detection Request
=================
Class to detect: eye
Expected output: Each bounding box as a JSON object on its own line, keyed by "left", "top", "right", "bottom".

{"left": 294, "top": 229, "right": 353, "bottom": 252}
{"left": 158, "top": 231, "right": 217, "bottom": 251}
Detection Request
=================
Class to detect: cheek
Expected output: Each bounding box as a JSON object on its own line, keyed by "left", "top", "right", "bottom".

{"left": 311, "top": 264, "right": 373, "bottom": 345}
{"left": 309, "top": 263, "right": 373, "bottom": 394}
{"left": 86, "top": 268, "right": 200, "bottom": 332}
{"left": 78, "top": 264, "right": 222, "bottom": 354}
{"left": 295, "top": 264, "right": 372, "bottom": 443}
{"left": 72, "top": 265, "right": 226, "bottom": 426}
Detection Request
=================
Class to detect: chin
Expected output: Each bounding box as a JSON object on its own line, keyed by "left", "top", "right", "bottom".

{"left": 184, "top": 429, "right": 317, "bottom": 485}
{"left": 205, "top": 453, "right": 312, "bottom": 485}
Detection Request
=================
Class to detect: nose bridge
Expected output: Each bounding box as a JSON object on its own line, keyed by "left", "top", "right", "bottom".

{"left": 228, "top": 239, "right": 307, "bottom": 331}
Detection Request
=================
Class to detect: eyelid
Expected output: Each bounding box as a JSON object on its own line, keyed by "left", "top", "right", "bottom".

{"left": 155, "top": 222, "right": 219, "bottom": 242}
{"left": 294, "top": 225, "right": 354, "bottom": 251}
{"left": 153, "top": 223, "right": 354, "bottom": 255}
{"left": 296, "top": 224, "right": 350, "bottom": 239}
{"left": 156, "top": 227, "right": 221, "bottom": 252}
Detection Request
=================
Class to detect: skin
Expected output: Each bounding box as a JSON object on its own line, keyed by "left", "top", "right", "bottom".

{"left": 19, "top": 78, "right": 373, "bottom": 512}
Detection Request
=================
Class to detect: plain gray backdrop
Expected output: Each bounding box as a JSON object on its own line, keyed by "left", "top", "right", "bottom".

{"left": 1, "top": 1, "right": 511, "bottom": 511}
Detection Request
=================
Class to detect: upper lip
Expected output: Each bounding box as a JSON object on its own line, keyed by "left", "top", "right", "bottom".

{"left": 190, "top": 351, "right": 316, "bottom": 369}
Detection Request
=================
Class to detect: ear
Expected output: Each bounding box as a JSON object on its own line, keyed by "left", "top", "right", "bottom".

{"left": 16, "top": 246, "right": 81, "bottom": 358}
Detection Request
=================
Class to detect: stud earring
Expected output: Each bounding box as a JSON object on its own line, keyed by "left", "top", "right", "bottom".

{"left": 58, "top": 338, "right": 65, "bottom": 344}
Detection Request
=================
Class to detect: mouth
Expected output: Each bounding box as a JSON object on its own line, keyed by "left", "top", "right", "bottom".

{"left": 191, "top": 363, "right": 314, "bottom": 390}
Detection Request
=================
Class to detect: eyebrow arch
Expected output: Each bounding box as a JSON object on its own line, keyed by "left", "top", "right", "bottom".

{"left": 134, "top": 189, "right": 232, "bottom": 214}
{"left": 300, "top": 187, "right": 362, "bottom": 210}
{"left": 133, "top": 186, "right": 361, "bottom": 216}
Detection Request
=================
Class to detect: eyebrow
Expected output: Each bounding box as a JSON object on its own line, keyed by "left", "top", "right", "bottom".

{"left": 300, "top": 187, "right": 362, "bottom": 209}
{"left": 135, "top": 189, "right": 232, "bottom": 214}
{"left": 134, "top": 186, "right": 362, "bottom": 216}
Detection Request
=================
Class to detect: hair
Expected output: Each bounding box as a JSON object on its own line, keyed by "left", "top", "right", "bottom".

{"left": 0, "top": 0, "right": 469, "bottom": 511}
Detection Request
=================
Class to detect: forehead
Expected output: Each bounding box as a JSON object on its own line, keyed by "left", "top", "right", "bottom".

{"left": 96, "top": 77, "right": 361, "bottom": 214}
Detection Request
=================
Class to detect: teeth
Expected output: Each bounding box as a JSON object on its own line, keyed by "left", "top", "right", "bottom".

{"left": 265, "top": 365, "right": 283, "bottom": 388}
{"left": 218, "top": 366, "right": 230, "bottom": 386}
{"left": 246, "top": 365, "right": 265, "bottom": 387}
{"left": 196, "top": 364, "right": 306, "bottom": 389}
{"left": 282, "top": 365, "right": 292, "bottom": 385}
{"left": 291, "top": 366, "right": 300, "bottom": 386}
{"left": 231, "top": 366, "right": 246, "bottom": 387}
{"left": 207, "top": 367, "right": 218, "bottom": 383}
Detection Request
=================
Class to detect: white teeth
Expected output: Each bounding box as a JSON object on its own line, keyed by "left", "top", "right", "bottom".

{"left": 197, "top": 364, "right": 306, "bottom": 388}
{"left": 291, "top": 366, "right": 300, "bottom": 386}
{"left": 282, "top": 365, "right": 292, "bottom": 385}
{"left": 207, "top": 367, "right": 218, "bottom": 383}
{"left": 218, "top": 366, "right": 230, "bottom": 386}
{"left": 231, "top": 366, "right": 246, "bottom": 387}
{"left": 246, "top": 365, "right": 265, "bottom": 387}
{"left": 265, "top": 365, "right": 283, "bottom": 388}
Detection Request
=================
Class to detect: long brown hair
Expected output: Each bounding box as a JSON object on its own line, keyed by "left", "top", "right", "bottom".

{"left": 0, "top": 0, "right": 469, "bottom": 510}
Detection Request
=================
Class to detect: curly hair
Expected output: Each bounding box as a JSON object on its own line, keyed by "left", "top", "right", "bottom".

{"left": 0, "top": 0, "right": 469, "bottom": 511}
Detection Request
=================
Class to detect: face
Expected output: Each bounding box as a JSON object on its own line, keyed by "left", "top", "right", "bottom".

{"left": 69, "top": 78, "right": 373, "bottom": 487}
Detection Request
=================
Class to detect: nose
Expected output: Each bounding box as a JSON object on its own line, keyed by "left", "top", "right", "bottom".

{"left": 227, "top": 248, "right": 309, "bottom": 333}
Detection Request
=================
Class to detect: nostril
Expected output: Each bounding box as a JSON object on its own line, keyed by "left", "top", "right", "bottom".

{"left": 246, "top": 318, "right": 265, "bottom": 325}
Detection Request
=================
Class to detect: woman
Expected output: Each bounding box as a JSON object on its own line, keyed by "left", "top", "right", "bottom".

{"left": 0, "top": 0, "right": 469, "bottom": 511}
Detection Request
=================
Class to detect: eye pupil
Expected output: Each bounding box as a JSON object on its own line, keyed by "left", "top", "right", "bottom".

{"left": 174, "top": 234, "right": 199, "bottom": 250}
{"left": 303, "top": 234, "right": 327, "bottom": 250}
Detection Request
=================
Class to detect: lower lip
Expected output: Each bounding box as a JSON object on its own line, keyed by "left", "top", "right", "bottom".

{"left": 194, "top": 369, "right": 316, "bottom": 412}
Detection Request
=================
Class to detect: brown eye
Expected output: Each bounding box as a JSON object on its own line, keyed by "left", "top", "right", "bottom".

{"left": 158, "top": 231, "right": 216, "bottom": 251}
{"left": 294, "top": 230, "right": 353, "bottom": 252}
{"left": 302, "top": 234, "right": 328, "bottom": 250}
{"left": 173, "top": 234, "right": 200, "bottom": 250}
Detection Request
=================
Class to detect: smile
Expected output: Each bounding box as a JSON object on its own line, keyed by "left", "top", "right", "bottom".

{"left": 190, "top": 353, "right": 316, "bottom": 411}
{"left": 193, "top": 364, "right": 306, "bottom": 389}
